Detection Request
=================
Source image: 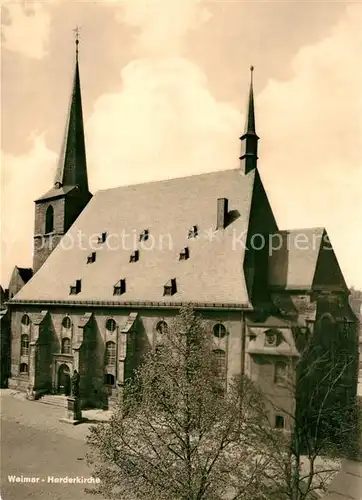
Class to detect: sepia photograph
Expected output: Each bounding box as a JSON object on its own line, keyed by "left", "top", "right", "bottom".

{"left": 1, "top": 1, "right": 361, "bottom": 499}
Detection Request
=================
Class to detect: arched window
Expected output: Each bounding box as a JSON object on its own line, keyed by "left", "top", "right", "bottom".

{"left": 106, "top": 318, "right": 117, "bottom": 332}
{"left": 105, "top": 341, "right": 116, "bottom": 365}
{"left": 104, "top": 373, "right": 115, "bottom": 386}
{"left": 213, "top": 323, "right": 226, "bottom": 339}
{"left": 61, "top": 338, "right": 71, "bottom": 354}
{"left": 20, "top": 363, "right": 28, "bottom": 374}
{"left": 45, "top": 205, "right": 54, "bottom": 233}
{"left": 212, "top": 349, "right": 226, "bottom": 384}
{"left": 20, "top": 335, "right": 29, "bottom": 356}
{"left": 156, "top": 321, "right": 168, "bottom": 335}
{"left": 62, "top": 316, "right": 72, "bottom": 329}
{"left": 21, "top": 314, "right": 30, "bottom": 326}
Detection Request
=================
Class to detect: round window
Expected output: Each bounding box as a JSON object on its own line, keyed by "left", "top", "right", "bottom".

{"left": 156, "top": 321, "right": 168, "bottom": 335}
{"left": 213, "top": 323, "right": 226, "bottom": 339}
{"left": 106, "top": 318, "right": 117, "bottom": 332}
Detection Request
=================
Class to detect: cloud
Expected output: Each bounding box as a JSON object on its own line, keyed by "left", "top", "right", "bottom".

{"left": 258, "top": 3, "right": 362, "bottom": 287}
{"left": 1, "top": 136, "right": 57, "bottom": 283}
{"left": 86, "top": 0, "right": 240, "bottom": 190}
{"left": 2, "top": 1, "right": 55, "bottom": 59}
{"left": 86, "top": 2, "right": 361, "bottom": 287}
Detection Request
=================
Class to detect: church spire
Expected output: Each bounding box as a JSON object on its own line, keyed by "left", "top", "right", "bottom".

{"left": 240, "top": 66, "right": 259, "bottom": 175}
{"left": 54, "top": 31, "right": 88, "bottom": 192}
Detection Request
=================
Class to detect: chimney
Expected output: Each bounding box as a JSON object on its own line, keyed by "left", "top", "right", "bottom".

{"left": 216, "top": 198, "right": 228, "bottom": 229}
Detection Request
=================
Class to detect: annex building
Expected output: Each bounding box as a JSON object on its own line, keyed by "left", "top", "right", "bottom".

{"left": 6, "top": 42, "right": 359, "bottom": 432}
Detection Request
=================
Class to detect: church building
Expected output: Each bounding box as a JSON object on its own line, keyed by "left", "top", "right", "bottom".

{"left": 7, "top": 41, "right": 359, "bottom": 432}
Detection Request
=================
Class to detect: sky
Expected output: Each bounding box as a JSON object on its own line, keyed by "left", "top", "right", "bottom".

{"left": 1, "top": 0, "right": 362, "bottom": 289}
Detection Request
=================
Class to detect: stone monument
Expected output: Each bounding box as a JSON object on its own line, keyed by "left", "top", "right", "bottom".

{"left": 60, "top": 369, "right": 83, "bottom": 425}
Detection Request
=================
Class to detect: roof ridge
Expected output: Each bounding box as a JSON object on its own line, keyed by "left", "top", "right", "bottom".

{"left": 95, "top": 167, "right": 242, "bottom": 194}
{"left": 278, "top": 226, "right": 326, "bottom": 233}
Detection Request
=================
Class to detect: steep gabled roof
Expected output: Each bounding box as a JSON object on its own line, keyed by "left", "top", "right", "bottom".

{"left": 35, "top": 46, "right": 89, "bottom": 203}
{"left": 17, "top": 267, "right": 33, "bottom": 284}
{"left": 268, "top": 227, "right": 348, "bottom": 292}
{"left": 14, "top": 168, "right": 258, "bottom": 306}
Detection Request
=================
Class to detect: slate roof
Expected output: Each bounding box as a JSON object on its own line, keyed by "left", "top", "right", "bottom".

{"left": 268, "top": 228, "right": 325, "bottom": 291}
{"left": 35, "top": 185, "right": 77, "bottom": 202}
{"left": 14, "top": 168, "right": 257, "bottom": 306}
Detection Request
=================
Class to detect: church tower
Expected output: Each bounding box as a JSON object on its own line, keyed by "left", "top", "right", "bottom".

{"left": 33, "top": 37, "right": 92, "bottom": 274}
{"left": 240, "top": 66, "right": 259, "bottom": 175}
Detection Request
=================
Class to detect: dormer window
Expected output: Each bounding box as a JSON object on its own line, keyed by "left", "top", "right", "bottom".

{"left": 130, "top": 250, "right": 139, "bottom": 263}
{"left": 98, "top": 232, "right": 107, "bottom": 244}
{"left": 70, "top": 279, "right": 81, "bottom": 295}
{"left": 139, "top": 229, "right": 149, "bottom": 242}
{"left": 164, "top": 278, "right": 177, "bottom": 296}
{"left": 113, "top": 279, "right": 126, "bottom": 296}
{"left": 188, "top": 225, "right": 198, "bottom": 238}
{"left": 179, "top": 247, "right": 190, "bottom": 261}
{"left": 87, "top": 252, "right": 96, "bottom": 264}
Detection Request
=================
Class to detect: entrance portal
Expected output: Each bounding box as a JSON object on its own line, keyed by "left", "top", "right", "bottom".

{"left": 57, "top": 364, "right": 71, "bottom": 395}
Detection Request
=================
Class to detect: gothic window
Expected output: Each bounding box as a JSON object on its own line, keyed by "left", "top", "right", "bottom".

{"left": 105, "top": 341, "right": 116, "bottom": 365}
{"left": 62, "top": 316, "right": 72, "bottom": 329}
{"left": 61, "top": 338, "right": 71, "bottom": 354}
{"left": 275, "top": 415, "right": 285, "bottom": 429}
{"left": 275, "top": 361, "right": 288, "bottom": 385}
{"left": 104, "top": 373, "right": 115, "bottom": 386}
{"left": 212, "top": 349, "right": 226, "bottom": 385}
{"left": 213, "top": 323, "right": 226, "bottom": 339}
{"left": 106, "top": 318, "right": 117, "bottom": 332}
{"left": 20, "top": 363, "right": 29, "bottom": 374}
{"left": 156, "top": 321, "right": 168, "bottom": 335}
{"left": 20, "top": 335, "right": 29, "bottom": 356}
{"left": 45, "top": 205, "right": 54, "bottom": 233}
{"left": 21, "top": 314, "right": 30, "bottom": 326}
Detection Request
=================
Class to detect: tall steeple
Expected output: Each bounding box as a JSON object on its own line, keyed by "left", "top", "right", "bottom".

{"left": 33, "top": 31, "right": 92, "bottom": 275}
{"left": 54, "top": 32, "right": 88, "bottom": 192}
{"left": 240, "top": 66, "right": 259, "bottom": 175}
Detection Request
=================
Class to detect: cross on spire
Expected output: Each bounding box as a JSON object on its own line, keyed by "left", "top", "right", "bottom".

{"left": 73, "top": 25, "right": 82, "bottom": 58}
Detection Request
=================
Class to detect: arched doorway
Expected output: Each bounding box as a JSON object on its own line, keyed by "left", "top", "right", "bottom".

{"left": 57, "top": 364, "right": 70, "bottom": 395}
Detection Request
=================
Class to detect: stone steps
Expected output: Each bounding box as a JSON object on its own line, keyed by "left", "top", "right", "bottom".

{"left": 38, "top": 394, "right": 68, "bottom": 408}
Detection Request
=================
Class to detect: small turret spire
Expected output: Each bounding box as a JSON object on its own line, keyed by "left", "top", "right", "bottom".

{"left": 240, "top": 66, "right": 259, "bottom": 174}
{"left": 54, "top": 29, "right": 88, "bottom": 192}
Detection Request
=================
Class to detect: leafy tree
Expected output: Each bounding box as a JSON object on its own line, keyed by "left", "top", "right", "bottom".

{"left": 86, "top": 306, "right": 273, "bottom": 500}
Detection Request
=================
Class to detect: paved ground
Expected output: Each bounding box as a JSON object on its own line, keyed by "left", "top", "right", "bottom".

{"left": 1, "top": 390, "right": 106, "bottom": 500}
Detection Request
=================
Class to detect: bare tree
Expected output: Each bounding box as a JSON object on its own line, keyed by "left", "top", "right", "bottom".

{"left": 86, "top": 306, "right": 273, "bottom": 500}
{"left": 254, "top": 316, "right": 359, "bottom": 500}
